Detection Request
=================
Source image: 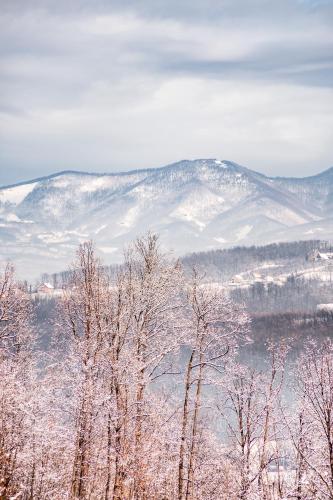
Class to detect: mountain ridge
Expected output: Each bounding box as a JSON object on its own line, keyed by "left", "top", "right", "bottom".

{"left": 1, "top": 159, "right": 332, "bottom": 191}
{"left": 0, "top": 158, "right": 332, "bottom": 279}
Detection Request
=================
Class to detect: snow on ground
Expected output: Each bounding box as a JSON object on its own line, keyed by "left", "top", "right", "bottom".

{"left": 1, "top": 212, "right": 34, "bottom": 223}
{"left": 295, "top": 265, "right": 333, "bottom": 281}
{"left": 235, "top": 224, "right": 253, "bottom": 241}
{"left": 260, "top": 263, "right": 282, "bottom": 269}
{"left": 225, "top": 260, "right": 333, "bottom": 290}
{"left": 171, "top": 188, "right": 227, "bottom": 229}
{"left": 0, "top": 182, "right": 37, "bottom": 205}
{"left": 119, "top": 205, "right": 141, "bottom": 228}
{"left": 79, "top": 173, "right": 143, "bottom": 193}
{"left": 4, "top": 213, "right": 20, "bottom": 222}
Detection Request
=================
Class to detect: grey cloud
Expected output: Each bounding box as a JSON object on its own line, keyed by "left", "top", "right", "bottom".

{"left": 159, "top": 47, "right": 333, "bottom": 88}
{"left": 0, "top": 0, "right": 332, "bottom": 184}
{"left": 2, "top": 0, "right": 333, "bottom": 22}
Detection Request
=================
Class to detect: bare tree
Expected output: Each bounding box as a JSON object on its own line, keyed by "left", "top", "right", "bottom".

{"left": 59, "top": 242, "right": 111, "bottom": 499}
{"left": 0, "top": 264, "right": 33, "bottom": 498}
{"left": 218, "top": 342, "right": 289, "bottom": 500}
{"left": 5, "top": 235, "right": 333, "bottom": 500}
{"left": 123, "top": 233, "right": 184, "bottom": 499}
{"left": 290, "top": 340, "right": 333, "bottom": 499}
{"left": 257, "top": 340, "right": 290, "bottom": 500}
{"left": 103, "top": 267, "right": 132, "bottom": 500}
{"left": 218, "top": 362, "right": 266, "bottom": 499}
{"left": 178, "top": 270, "right": 249, "bottom": 500}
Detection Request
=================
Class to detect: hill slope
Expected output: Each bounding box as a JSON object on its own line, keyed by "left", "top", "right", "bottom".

{"left": 1, "top": 159, "right": 332, "bottom": 278}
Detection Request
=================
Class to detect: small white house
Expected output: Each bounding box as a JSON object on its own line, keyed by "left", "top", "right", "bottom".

{"left": 38, "top": 282, "right": 54, "bottom": 294}
{"left": 316, "top": 303, "right": 333, "bottom": 312}
{"left": 308, "top": 250, "right": 333, "bottom": 262}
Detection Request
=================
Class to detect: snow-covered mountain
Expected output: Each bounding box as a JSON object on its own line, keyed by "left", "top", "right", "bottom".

{"left": 1, "top": 159, "right": 332, "bottom": 278}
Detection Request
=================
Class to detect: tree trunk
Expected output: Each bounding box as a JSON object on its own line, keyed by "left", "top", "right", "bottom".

{"left": 185, "top": 352, "right": 203, "bottom": 500}
{"left": 178, "top": 350, "right": 194, "bottom": 500}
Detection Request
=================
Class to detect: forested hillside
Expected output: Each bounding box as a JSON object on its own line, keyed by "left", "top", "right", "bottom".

{"left": 1, "top": 235, "right": 333, "bottom": 499}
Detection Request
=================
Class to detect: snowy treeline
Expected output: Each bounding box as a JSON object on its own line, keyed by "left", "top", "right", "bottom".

{"left": 182, "top": 241, "right": 326, "bottom": 280}
{"left": 231, "top": 276, "right": 333, "bottom": 314}
{"left": 1, "top": 234, "right": 333, "bottom": 499}
{"left": 39, "top": 240, "right": 327, "bottom": 290}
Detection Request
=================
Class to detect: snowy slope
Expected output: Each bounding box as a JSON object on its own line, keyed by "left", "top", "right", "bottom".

{"left": 0, "top": 159, "right": 332, "bottom": 278}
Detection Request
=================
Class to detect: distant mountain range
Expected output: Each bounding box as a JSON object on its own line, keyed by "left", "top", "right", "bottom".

{"left": 0, "top": 159, "right": 332, "bottom": 279}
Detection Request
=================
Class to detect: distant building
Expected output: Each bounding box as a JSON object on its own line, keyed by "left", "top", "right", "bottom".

{"left": 38, "top": 282, "right": 54, "bottom": 294}
{"left": 317, "top": 303, "right": 333, "bottom": 312}
{"left": 307, "top": 249, "right": 333, "bottom": 262}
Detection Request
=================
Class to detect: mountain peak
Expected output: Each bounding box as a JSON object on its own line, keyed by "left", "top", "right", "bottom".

{"left": 1, "top": 158, "right": 333, "bottom": 279}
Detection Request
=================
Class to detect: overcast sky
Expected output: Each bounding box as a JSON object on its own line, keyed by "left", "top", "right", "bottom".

{"left": 0, "top": 0, "right": 332, "bottom": 185}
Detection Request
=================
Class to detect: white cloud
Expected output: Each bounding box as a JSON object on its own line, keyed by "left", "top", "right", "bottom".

{"left": 0, "top": 1, "right": 332, "bottom": 183}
